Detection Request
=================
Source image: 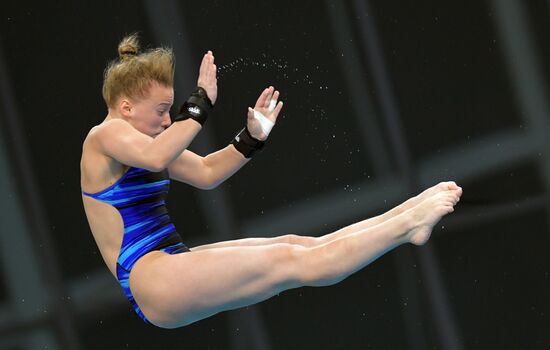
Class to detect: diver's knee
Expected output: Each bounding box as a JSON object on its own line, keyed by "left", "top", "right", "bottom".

{"left": 266, "top": 243, "right": 309, "bottom": 289}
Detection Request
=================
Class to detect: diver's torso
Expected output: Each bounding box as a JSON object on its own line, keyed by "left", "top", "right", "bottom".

{"left": 80, "top": 125, "right": 178, "bottom": 277}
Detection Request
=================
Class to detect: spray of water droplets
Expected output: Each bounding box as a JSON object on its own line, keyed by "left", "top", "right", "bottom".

{"left": 217, "top": 56, "right": 330, "bottom": 90}
{"left": 217, "top": 56, "right": 289, "bottom": 78}
{"left": 217, "top": 55, "right": 331, "bottom": 124}
{"left": 216, "top": 55, "right": 360, "bottom": 177}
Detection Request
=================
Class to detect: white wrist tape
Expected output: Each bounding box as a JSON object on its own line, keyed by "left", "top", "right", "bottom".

{"left": 268, "top": 99, "right": 277, "bottom": 112}
{"left": 253, "top": 110, "right": 275, "bottom": 136}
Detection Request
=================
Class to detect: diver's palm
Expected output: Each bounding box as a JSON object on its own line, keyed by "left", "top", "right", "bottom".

{"left": 247, "top": 86, "right": 283, "bottom": 141}
{"left": 197, "top": 51, "right": 217, "bottom": 105}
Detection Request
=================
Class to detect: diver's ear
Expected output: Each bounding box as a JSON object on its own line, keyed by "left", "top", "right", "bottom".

{"left": 119, "top": 98, "right": 133, "bottom": 119}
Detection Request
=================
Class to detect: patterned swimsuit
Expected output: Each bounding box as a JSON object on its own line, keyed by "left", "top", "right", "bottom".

{"left": 82, "top": 166, "right": 190, "bottom": 324}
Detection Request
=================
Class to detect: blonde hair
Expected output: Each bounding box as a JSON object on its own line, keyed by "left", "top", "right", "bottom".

{"left": 102, "top": 33, "right": 175, "bottom": 107}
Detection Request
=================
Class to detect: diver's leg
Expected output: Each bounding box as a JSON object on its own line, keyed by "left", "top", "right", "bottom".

{"left": 190, "top": 182, "right": 461, "bottom": 251}
{"left": 313, "top": 182, "right": 461, "bottom": 245}
{"left": 130, "top": 189, "right": 460, "bottom": 329}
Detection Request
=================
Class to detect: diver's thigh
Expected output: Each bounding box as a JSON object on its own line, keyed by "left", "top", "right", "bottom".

{"left": 130, "top": 243, "right": 305, "bottom": 327}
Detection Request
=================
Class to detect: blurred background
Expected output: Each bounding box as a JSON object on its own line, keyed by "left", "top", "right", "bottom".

{"left": 1, "top": 0, "right": 549, "bottom": 349}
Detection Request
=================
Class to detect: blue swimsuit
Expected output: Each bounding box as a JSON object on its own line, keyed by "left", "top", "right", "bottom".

{"left": 82, "top": 166, "right": 190, "bottom": 324}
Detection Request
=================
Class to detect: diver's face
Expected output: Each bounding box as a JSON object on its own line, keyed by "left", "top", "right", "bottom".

{"left": 126, "top": 81, "right": 174, "bottom": 137}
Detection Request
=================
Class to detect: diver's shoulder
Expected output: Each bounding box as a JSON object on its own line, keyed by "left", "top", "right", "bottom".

{"left": 87, "top": 119, "right": 130, "bottom": 140}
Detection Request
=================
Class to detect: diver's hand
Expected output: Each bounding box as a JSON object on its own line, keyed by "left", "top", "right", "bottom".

{"left": 247, "top": 86, "right": 283, "bottom": 141}
{"left": 197, "top": 51, "right": 217, "bottom": 105}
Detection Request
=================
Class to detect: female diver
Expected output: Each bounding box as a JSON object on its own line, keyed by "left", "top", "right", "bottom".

{"left": 80, "top": 34, "right": 462, "bottom": 329}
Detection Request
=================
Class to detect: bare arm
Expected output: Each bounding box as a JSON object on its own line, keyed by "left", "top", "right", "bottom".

{"left": 168, "top": 87, "right": 284, "bottom": 189}
{"left": 93, "top": 118, "right": 202, "bottom": 171}
{"left": 167, "top": 146, "right": 248, "bottom": 189}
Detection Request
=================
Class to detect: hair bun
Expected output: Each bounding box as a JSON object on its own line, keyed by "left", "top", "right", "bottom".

{"left": 118, "top": 33, "right": 140, "bottom": 61}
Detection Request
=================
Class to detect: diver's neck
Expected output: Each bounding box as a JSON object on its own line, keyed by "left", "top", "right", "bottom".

{"left": 104, "top": 110, "right": 124, "bottom": 123}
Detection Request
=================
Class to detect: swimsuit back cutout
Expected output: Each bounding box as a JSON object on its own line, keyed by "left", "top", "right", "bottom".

{"left": 82, "top": 166, "right": 189, "bottom": 324}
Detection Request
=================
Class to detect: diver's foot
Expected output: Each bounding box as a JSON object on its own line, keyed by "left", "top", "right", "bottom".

{"left": 402, "top": 189, "right": 462, "bottom": 245}
{"left": 401, "top": 181, "right": 462, "bottom": 213}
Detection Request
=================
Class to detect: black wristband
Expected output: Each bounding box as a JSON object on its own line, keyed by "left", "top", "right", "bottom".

{"left": 172, "top": 87, "right": 213, "bottom": 126}
{"left": 230, "top": 127, "right": 265, "bottom": 158}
